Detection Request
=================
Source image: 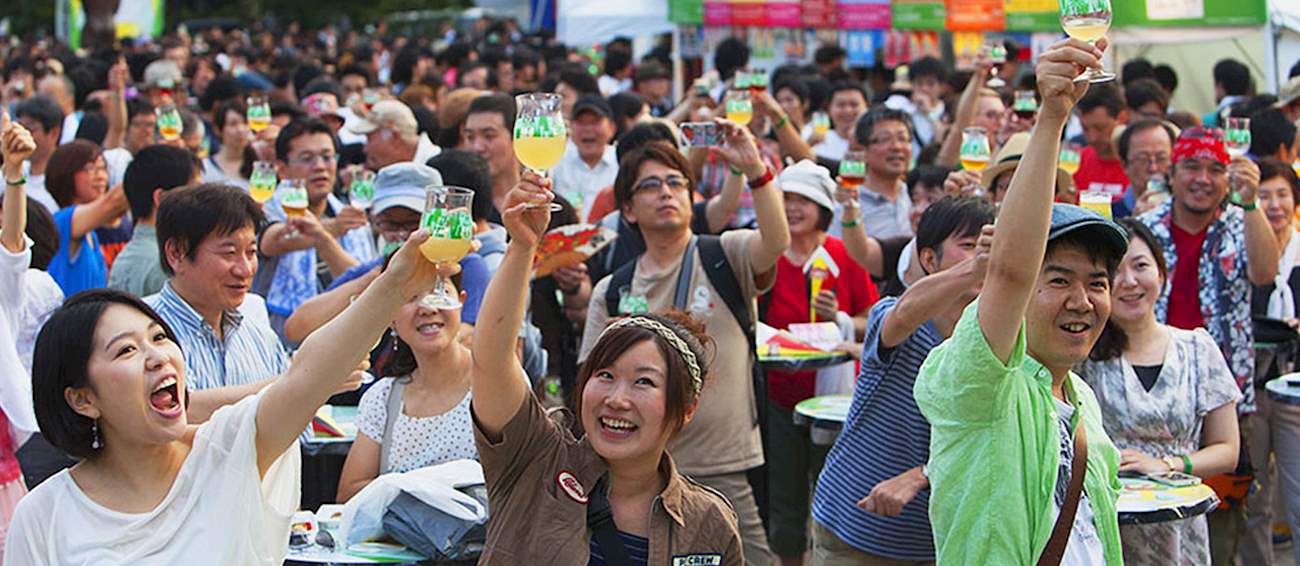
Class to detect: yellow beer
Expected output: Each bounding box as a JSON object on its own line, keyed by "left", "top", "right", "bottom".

{"left": 515, "top": 136, "right": 566, "bottom": 171}
{"left": 727, "top": 108, "right": 753, "bottom": 126}
{"left": 248, "top": 115, "right": 271, "bottom": 133}
{"left": 1079, "top": 192, "right": 1113, "bottom": 220}
{"left": 249, "top": 183, "right": 276, "bottom": 204}
{"left": 1063, "top": 19, "right": 1110, "bottom": 42}
{"left": 961, "top": 157, "right": 990, "bottom": 172}
{"left": 283, "top": 204, "right": 307, "bottom": 218}
{"left": 420, "top": 237, "right": 473, "bottom": 263}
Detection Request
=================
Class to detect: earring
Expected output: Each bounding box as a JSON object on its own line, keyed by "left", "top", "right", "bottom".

{"left": 390, "top": 329, "right": 399, "bottom": 351}
{"left": 91, "top": 419, "right": 101, "bottom": 450}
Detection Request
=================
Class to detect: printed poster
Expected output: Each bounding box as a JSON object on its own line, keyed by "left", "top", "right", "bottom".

{"left": 838, "top": 0, "right": 891, "bottom": 29}
{"left": 767, "top": 0, "right": 803, "bottom": 27}
{"left": 1004, "top": 0, "right": 1059, "bottom": 31}
{"left": 731, "top": 0, "right": 768, "bottom": 27}
{"left": 892, "top": 0, "right": 946, "bottom": 30}
{"left": 946, "top": 0, "right": 1005, "bottom": 31}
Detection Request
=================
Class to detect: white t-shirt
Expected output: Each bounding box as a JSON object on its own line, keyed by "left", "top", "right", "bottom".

{"left": 1052, "top": 398, "right": 1106, "bottom": 566}
{"left": 4, "top": 392, "right": 301, "bottom": 566}
{"left": 356, "top": 378, "right": 478, "bottom": 475}
{"left": 17, "top": 269, "right": 63, "bottom": 375}
{"left": 812, "top": 129, "right": 851, "bottom": 161}
{"left": 0, "top": 243, "right": 39, "bottom": 445}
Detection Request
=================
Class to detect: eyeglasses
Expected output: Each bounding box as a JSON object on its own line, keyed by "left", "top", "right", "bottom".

{"left": 1129, "top": 153, "right": 1170, "bottom": 167}
{"left": 374, "top": 218, "right": 420, "bottom": 235}
{"left": 81, "top": 162, "right": 108, "bottom": 175}
{"left": 634, "top": 175, "right": 689, "bottom": 193}
{"left": 289, "top": 152, "right": 337, "bottom": 166}
{"left": 867, "top": 133, "right": 912, "bottom": 146}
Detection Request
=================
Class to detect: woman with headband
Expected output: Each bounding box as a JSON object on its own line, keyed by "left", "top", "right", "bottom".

{"left": 470, "top": 171, "right": 743, "bottom": 564}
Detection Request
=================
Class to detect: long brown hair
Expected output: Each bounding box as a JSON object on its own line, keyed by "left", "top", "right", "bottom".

{"left": 1089, "top": 218, "right": 1167, "bottom": 361}
{"left": 573, "top": 311, "right": 712, "bottom": 439}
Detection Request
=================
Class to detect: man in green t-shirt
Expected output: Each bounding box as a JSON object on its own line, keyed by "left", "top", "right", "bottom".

{"left": 914, "top": 38, "right": 1129, "bottom": 565}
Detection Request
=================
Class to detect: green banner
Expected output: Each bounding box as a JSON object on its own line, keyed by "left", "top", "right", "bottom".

{"left": 1112, "top": 0, "right": 1266, "bottom": 28}
{"left": 892, "top": 0, "right": 946, "bottom": 29}
{"left": 670, "top": 0, "right": 704, "bottom": 24}
{"left": 1005, "top": 11, "right": 1060, "bottom": 30}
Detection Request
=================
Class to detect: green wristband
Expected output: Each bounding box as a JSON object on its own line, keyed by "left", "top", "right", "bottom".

{"left": 4, "top": 175, "right": 25, "bottom": 186}
{"left": 840, "top": 217, "right": 860, "bottom": 229}
{"left": 774, "top": 114, "right": 789, "bottom": 130}
{"left": 728, "top": 165, "right": 744, "bottom": 177}
{"left": 1181, "top": 454, "right": 1193, "bottom": 475}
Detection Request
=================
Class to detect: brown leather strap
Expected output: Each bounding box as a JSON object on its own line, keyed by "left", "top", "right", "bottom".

{"left": 1037, "top": 419, "right": 1088, "bottom": 566}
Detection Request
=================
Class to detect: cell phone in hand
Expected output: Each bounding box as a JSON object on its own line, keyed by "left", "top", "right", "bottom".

{"left": 681, "top": 122, "right": 721, "bottom": 147}
{"left": 1148, "top": 471, "right": 1201, "bottom": 488}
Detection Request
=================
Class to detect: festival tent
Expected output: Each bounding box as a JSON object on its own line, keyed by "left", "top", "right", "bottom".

{"left": 554, "top": 0, "right": 677, "bottom": 49}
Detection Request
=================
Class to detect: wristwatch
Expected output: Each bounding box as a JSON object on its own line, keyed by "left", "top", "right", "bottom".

{"left": 1161, "top": 456, "right": 1180, "bottom": 472}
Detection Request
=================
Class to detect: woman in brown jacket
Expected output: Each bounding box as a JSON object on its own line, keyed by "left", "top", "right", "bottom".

{"left": 470, "top": 171, "right": 744, "bottom": 565}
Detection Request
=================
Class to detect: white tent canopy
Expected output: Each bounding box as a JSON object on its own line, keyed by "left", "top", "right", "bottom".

{"left": 555, "top": 0, "right": 675, "bottom": 48}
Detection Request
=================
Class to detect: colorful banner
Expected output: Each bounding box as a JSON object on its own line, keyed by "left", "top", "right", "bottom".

{"left": 946, "top": 0, "right": 1005, "bottom": 31}
{"left": 732, "top": 0, "right": 769, "bottom": 26}
{"left": 841, "top": 30, "right": 882, "bottom": 67}
{"left": 892, "top": 0, "right": 946, "bottom": 30}
{"left": 837, "top": 0, "right": 891, "bottom": 29}
{"left": 1112, "top": 0, "right": 1266, "bottom": 27}
{"left": 669, "top": 0, "right": 705, "bottom": 24}
{"left": 766, "top": 0, "right": 802, "bottom": 26}
{"left": 703, "top": 0, "right": 733, "bottom": 25}
{"left": 802, "top": 0, "right": 837, "bottom": 28}
{"left": 1004, "top": 0, "right": 1061, "bottom": 31}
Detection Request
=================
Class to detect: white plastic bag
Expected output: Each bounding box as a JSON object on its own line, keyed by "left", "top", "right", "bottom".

{"left": 339, "top": 459, "right": 487, "bottom": 547}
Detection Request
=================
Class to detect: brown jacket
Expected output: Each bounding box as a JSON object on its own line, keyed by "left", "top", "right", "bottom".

{"left": 473, "top": 395, "right": 744, "bottom": 565}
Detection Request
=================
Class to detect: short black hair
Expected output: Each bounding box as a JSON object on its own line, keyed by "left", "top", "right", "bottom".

{"left": 457, "top": 61, "right": 489, "bottom": 87}
{"left": 1121, "top": 59, "right": 1155, "bottom": 86}
{"left": 14, "top": 95, "right": 64, "bottom": 133}
{"left": 774, "top": 78, "right": 810, "bottom": 108}
{"left": 830, "top": 81, "right": 869, "bottom": 107}
{"left": 616, "top": 121, "right": 678, "bottom": 163}
{"left": 1214, "top": 59, "right": 1253, "bottom": 96}
{"left": 270, "top": 100, "right": 305, "bottom": 123}
{"left": 1117, "top": 118, "right": 1177, "bottom": 166}
{"left": 557, "top": 62, "right": 600, "bottom": 96}
{"left": 124, "top": 145, "right": 202, "bottom": 220}
{"left": 1045, "top": 228, "right": 1123, "bottom": 282}
{"left": 274, "top": 118, "right": 339, "bottom": 162}
{"left": 814, "top": 45, "right": 846, "bottom": 65}
{"left": 915, "top": 196, "right": 995, "bottom": 266}
{"left": 1153, "top": 65, "right": 1179, "bottom": 94}
{"left": 338, "top": 64, "right": 372, "bottom": 85}
{"left": 155, "top": 183, "right": 265, "bottom": 277}
{"left": 33, "top": 289, "right": 180, "bottom": 459}
{"left": 427, "top": 149, "right": 494, "bottom": 223}
{"left": 1124, "top": 78, "right": 1169, "bottom": 115}
{"left": 607, "top": 91, "right": 646, "bottom": 139}
{"left": 512, "top": 47, "right": 541, "bottom": 71}
{"left": 1077, "top": 83, "right": 1125, "bottom": 118}
{"left": 213, "top": 99, "right": 246, "bottom": 132}
{"left": 301, "top": 76, "right": 344, "bottom": 101}
{"left": 466, "top": 93, "right": 517, "bottom": 133}
{"left": 604, "top": 44, "right": 632, "bottom": 76}
{"left": 74, "top": 111, "right": 108, "bottom": 145}
{"left": 804, "top": 75, "right": 832, "bottom": 113}
{"left": 909, "top": 56, "right": 948, "bottom": 83}
{"left": 714, "top": 37, "right": 751, "bottom": 81}
{"left": 906, "top": 165, "right": 952, "bottom": 201}
{"left": 200, "top": 74, "right": 243, "bottom": 112}
{"left": 1249, "top": 108, "right": 1299, "bottom": 158}
{"left": 854, "top": 107, "right": 914, "bottom": 148}
{"left": 126, "top": 97, "right": 154, "bottom": 120}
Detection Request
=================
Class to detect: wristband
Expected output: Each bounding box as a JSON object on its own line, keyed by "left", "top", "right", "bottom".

{"left": 728, "top": 165, "right": 744, "bottom": 177}
{"left": 746, "top": 166, "right": 775, "bottom": 190}
{"left": 1229, "top": 191, "right": 1258, "bottom": 211}
{"left": 4, "top": 175, "right": 25, "bottom": 186}
{"left": 841, "top": 216, "right": 860, "bottom": 229}
{"left": 774, "top": 114, "right": 789, "bottom": 130}
{"left": 1181, "top": 454, "right": 1193, "bottom": 475}
{"left": 1239, "top": 200, "right": 1258, "bottom": 212}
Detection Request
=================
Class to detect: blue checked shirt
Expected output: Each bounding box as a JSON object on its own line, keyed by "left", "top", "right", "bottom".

{"left": 145, "top": 283, "right": 290, "bottom": 392}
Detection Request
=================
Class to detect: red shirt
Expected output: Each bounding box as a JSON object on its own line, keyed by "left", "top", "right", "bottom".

{"left": 1073, "top": 146, "right": 1129, "bottom": 202}
{"left": 0, "top": 410, "right": 20, "bottom": 484}
{"left": 1167, "top": 223, "right": 1208, "bottom": 330}
{"left": 762, "top": 237, "right": 878, "bottom": 410}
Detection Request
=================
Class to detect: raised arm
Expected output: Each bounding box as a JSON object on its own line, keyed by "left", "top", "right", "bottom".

{"left": 471, "top": 172, "right": 553, "bottom": 438}
{"left": 704, "top": 166, "right": 745, "bottom": 233}
{"left": 284, "top": 266, "right": 381, "bottom": 343}
{"left": 70, "top": 184, "right": 128, "bottom": 241}
{"left": 1230, "top": 158, "right": 1280, "bottom": 285}
{"left": 1, "top": 110, "right": 35, "bottom": 254}
{"left": 978, "top": 39, "right": 1102, "bottom": 363}
{"left": 936, "top": 53, "right": 994, "bottom": 168}
{"left": 715, "top": 119, "right": 789, "bottom": 276}
{"left": 882, "top": 225, "right": 992, "bottom": 348}
{"left": 754, "top": 91, "right": 814, "bottom": 163}
{"left": 254, "top": 230, "right": 439, "bottom": 474}
{"left": 103, "top": 58, "right": 128, "bottom": 151}
{"left": 835, "top": 180, "right": 886, "bottom": 277}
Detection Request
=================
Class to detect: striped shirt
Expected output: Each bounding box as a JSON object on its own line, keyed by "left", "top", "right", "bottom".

{"left": 145, "top": 283, "right": 289, "bottom": 392}
{"left": 811, "top": 297, "right": 938, "bottom": 560}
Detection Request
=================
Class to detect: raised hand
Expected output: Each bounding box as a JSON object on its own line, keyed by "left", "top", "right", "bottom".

{"left": 1035, "top": 38, "right": 1106, "bottom": 120}
{"left": 714, "top": 118, "right": 766, "bottom": 179}
{"left": 501, "top": 170, "right": 554, "bottom": 249}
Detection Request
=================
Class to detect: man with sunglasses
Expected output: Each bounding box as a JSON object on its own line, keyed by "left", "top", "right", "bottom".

{"left": 579, "top": 122, "right": 790, "bottom": 565}
{"left": 256, "top": 118, "right": 376, "bottom": 346}
{"left": 1135, "top": 126, "right": 1278, "bottom": 563}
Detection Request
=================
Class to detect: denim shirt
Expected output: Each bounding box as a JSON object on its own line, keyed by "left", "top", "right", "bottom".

{"left": 1136, "top": 201, "right": 1255, "bottom": 412}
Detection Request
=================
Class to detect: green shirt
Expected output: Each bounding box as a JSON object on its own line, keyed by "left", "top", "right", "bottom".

{"left": 914, "top": 300, "right": 1123, "bottom": 565}
{"left": 106, "top": 224, "right": 167, "bottom": 298}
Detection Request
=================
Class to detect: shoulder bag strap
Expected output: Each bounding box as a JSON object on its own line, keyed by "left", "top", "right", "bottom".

{"left": 671, "top": 236, "right": 698, "bottom": 310}
{"left": 1037, "top": 419, "right": 1089, "bottom": 566}
{"left": 379, "top": 379, "right": 405, "bottom": 475}
{"left": 586, "top": 474, "right": 631, "bottom": 566}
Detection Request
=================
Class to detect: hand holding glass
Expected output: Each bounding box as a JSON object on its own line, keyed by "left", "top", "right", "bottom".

{"left": 155, "top": 104, "right": 182, "bottom": 141}
{"left": 349, "top": 169, "right": 377, "bottom": 210}
{"left": 812, "top": 111, "right": 831, "bottom": 136}
{"left": 513, "top": 93, "right": 566, "bottom": 212}
{"left": 249, "top": 161, "right": 278, "bottom": 204}
{"left": 247, "top": 96, "right": 272, "bottom": 133}
{"left": 725, "top": 90, "right": 754, "bottom": 126}
{"left": 1059, "top": 0, "right": 1115, "bottom": 83}
{"left": 986, "top": 43, "right": 1008, "bottom": 89}
{"left": 418, "top": 186, "right": 476, "bottom": 310}
{"left": 280, "top": 178, "right": 309, "bottom": 239}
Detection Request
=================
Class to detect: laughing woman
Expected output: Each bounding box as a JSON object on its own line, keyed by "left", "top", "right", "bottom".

{"left": 3, "top": 231, "right": 440, "bottom": 565}
{"left": 470, "top": 172, "right": 743, "bottom": 564}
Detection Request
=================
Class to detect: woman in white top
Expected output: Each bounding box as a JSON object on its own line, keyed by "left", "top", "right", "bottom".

{"left": 202, "top": 100, "right": 252, "bottom": 188}
{"left": 336, "top": 273, "right": 477, "bottom": 502}
{"left": 1075, "top": 218, "right": 1240, "bottom": 565}
{"left": 4, "top": 230, "right": 444, "bottom": 566}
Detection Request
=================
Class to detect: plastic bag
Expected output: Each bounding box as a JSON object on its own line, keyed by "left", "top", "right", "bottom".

{"left": 340, "top": 459, "right": 487, "bottom": 548}
{"left": 382, "top": 487, "right": 488, "bottom": 560}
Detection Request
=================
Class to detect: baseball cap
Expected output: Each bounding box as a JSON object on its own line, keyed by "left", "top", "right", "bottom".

{"left": 572, "top": 95, "right": 613, "bottom": 120}
{"left": 143, "top": 59, "right": 183, "bottom": 89}
{"left": 1048, "top": 203, "right": 1129, "bottom": 261}
{"left": 776, "top": 160, "right": 835, "bottom": 212}
{"left": 349, "top": 100, "right": 418, "bottom": 137}
{"left": 373, "top": 162, "right": 443, "bottom": 215}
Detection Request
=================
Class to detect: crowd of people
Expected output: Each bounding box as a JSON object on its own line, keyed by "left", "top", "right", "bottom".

{"left": 0, "top": 12, "right": 1299, "bottom": 566}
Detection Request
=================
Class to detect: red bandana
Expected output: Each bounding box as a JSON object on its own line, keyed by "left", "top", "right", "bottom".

{"left": 1172, "top": 127, "right": 1230, "bottom": 166}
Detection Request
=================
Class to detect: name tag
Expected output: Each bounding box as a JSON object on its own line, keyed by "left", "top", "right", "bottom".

{"left": 672, "top": 554, "right": 722, "bottom": 566}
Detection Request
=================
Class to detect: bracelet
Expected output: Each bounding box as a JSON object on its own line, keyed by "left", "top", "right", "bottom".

{"left": 1229, "top": 191, "right": 1258, "bottom": 211}
{"left": 728, "top": 165, "right": 744, "bottom": 177}
{"left": 774, "top": 114, "right": 789, "bottom": 130}
{"left": 841, "top": 216, "right": 860, "bottom": 229}
{"left": 1181, "top": 454, "right": 1193, "bottom": 475}
{"left": 4, "top": 175, "right": 25, "bottom": 186}
{"left": 746, "top": 166, "right": 775, "bottom": 190}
